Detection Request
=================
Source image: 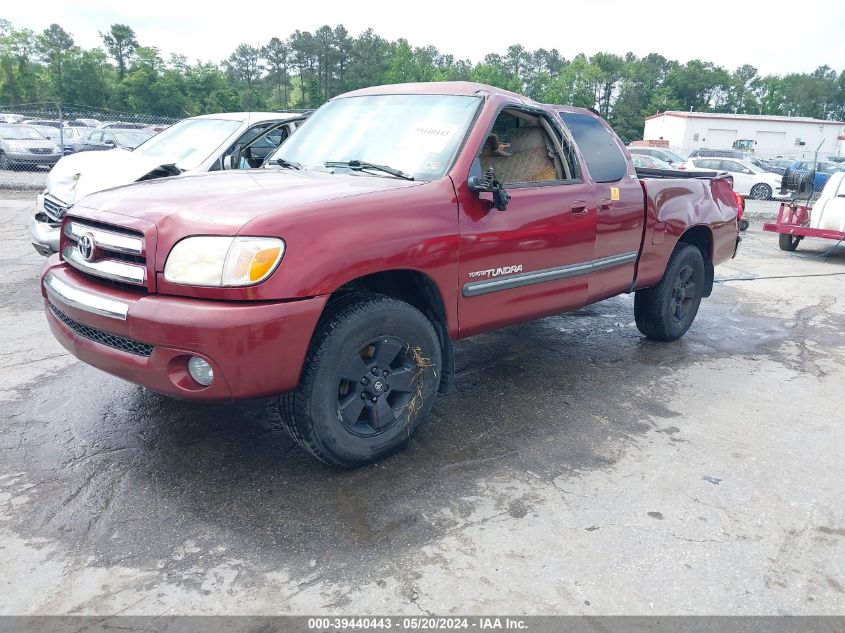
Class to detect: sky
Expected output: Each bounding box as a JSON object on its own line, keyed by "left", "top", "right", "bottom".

{"left": 4, "top": 0, "right": 845, "bottom": 76}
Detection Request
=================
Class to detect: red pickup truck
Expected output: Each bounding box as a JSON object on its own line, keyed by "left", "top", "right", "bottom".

{"left": 40, "top": 82, "right": 741, "bottom": 466}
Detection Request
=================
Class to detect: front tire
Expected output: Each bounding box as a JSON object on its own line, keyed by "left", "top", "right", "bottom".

{"left": 279, "top": 294, "right": 442, "bottom": 467}
{"left": 749, "top": 183, "right": 772, "bottom": 200}
{"left": 0, "top": 151, "right": 9, "bottom": 170}
{"left": 635, "top": 243, "right": 705, "bottom": 342}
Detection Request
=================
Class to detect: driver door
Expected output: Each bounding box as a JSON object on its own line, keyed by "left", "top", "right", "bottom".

{"left": 457, "top": 108, "right": 598, "bottom": 337}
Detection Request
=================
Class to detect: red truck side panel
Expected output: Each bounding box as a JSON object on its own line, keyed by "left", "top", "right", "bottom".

{"left": 635, "top": 176, "right": 739, "bottom": 290}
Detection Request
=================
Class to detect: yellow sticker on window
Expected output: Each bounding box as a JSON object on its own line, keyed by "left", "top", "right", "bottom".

{"left": 610, "top": 187, "right": 620, "bottom": 201}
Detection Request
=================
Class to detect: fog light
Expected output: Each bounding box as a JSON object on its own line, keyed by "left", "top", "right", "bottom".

{"left": 187, "top": 356, "right": 214, "bottom": 386}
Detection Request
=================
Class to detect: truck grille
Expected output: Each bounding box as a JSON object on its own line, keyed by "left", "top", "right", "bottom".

{"left": 62, "top": 220, "right": 148, "bottom": 289}
{"left": 28, "top": 147, "right": 53, "bottom": 155}
{"left": 43, "top": 195, "right": 70, "bottom": 221}
{"left": 49, "top": 303, "right": 153, "bottom": 357}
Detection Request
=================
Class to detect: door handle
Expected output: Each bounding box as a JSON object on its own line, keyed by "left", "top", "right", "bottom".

{"left": 570, "top": 200, "right": 588, "bottom": 215}
{"left": 600, "top": 199, "right": 613, "bottom": 211}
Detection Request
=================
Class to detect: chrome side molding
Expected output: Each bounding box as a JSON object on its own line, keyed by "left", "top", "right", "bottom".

{"left": 462, "top": 251, "right": 639, "bottom": 298}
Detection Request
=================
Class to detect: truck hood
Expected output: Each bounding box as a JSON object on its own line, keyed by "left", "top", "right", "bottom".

{"left": 73, "top": 168, "right": 426, "bottom": 237}
{"left": 46, "top": 149, "right": 181, "bottom": 205}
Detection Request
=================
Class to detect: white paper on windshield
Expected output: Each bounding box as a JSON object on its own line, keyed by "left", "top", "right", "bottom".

{"left": 397, "top": 123, "right": 460, "bottom": 154}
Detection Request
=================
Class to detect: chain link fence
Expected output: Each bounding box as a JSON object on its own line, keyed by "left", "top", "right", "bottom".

{"left": 0, "top": 103, "right": 181, "bottom": 191}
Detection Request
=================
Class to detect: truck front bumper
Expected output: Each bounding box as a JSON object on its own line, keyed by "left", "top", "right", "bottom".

{"left": 41, "top": 260, "right": 327, "bottom": 400}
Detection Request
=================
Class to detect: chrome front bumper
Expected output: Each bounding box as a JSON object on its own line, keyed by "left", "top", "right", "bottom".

{"left": 30, "top": 214, "right": 60, "bottom": 256}
{"left": 43, "top": 272, "right": 129, "bottom": 320}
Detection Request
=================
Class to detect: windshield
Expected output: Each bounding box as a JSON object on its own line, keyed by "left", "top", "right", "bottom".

{"left": 741, "top": 161, "right": 765, "bottom": 174}
{"left": 663, "top": 150, "right": 686, "bottom": 163}
{"left": 114, "top": 130, "right": 153, "bottom": 148}
{"left": 32, "top": 126, "right": 78, "bottom": 140}
{"left": 133, "top": 118, "right": 242, "bottom": 170}
{"left": 0, "top": 125, "right": 45, "bottom": 140}
{"left": 267, "top": 94, "right": 482, "bottom": 180}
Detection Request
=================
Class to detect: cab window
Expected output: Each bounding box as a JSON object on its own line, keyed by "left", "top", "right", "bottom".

{"left": 559, "top": 111, "right": 627, "bottom": 183}
{"left": 479, "top": 109, "right": 577, "bottom": 185}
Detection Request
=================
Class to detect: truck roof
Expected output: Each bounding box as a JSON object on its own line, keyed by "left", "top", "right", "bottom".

{"left": 337, "top": 81, "right": 601, "bottom": 121}
{"left": 339, "top": 81, "right": 535, "bottom": 103}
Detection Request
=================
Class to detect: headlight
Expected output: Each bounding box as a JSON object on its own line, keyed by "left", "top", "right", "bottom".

{"left": 7, "top": 141, "right": 24, "bottom": 151}
{"left": 52, "top": 145, "right": 61, "bottom": 153}
{"left": 164, "top": 236, "right": 285, "bottom": 287}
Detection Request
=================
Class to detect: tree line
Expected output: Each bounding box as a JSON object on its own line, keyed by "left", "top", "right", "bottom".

{"left": 1, "top": 19, "right": 843, "bottom": 141}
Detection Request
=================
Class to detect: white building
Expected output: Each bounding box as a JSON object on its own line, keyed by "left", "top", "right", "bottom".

{"left": 642, "top": 111, "right": 845, "bottom": 159}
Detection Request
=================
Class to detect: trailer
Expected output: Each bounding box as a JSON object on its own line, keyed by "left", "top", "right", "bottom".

{"left": 763, "top": 172, "right": 845, "bottom": 251}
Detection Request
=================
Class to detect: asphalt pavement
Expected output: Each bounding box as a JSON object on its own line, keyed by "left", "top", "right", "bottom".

{"left": 0, "top": 194, "right": 843, "bottom": 615}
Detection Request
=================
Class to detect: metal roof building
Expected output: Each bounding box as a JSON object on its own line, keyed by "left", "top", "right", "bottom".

{"left": 643, "top": 111, "right": 845, "bottom": 159}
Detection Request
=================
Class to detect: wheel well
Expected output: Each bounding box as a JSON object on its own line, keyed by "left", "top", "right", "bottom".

{"left": 678, "top": 226, "right": 714, "bottom": 297}
{"left": 331, "top": 270, "right": 455, "bottom": 394}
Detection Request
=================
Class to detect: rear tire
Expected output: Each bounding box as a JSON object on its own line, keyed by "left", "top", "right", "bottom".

{"left": 778, "top": 233, "right": 801, "bottom": 251}
{"left": 749, "top": 183, "right": 772, "bottom": 200}
{"left": 279, "top": 294, "right": 441, "bottom": 467}
{"left": 635, "top": 243, "right": 705, "bottom": 342}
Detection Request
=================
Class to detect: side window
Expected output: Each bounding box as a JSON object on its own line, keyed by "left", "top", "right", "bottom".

{"left": 720, "top": 160, "right": 742, "bottom": 172}
{"left": 479, "top": 109, "right": 577, "bottom": 185}
{"left": 559, "top": 111, "right": 627, "bottom": 183}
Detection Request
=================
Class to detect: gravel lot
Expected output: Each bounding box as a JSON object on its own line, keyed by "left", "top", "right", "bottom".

{"left": 0, "top": 193, "right": 843, "bottom": 615}
{"left": 0, "top": 168, "right": 48, "bottom": 191}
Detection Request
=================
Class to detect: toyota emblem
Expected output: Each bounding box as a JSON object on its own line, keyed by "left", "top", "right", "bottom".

{"left": 78, "top": 233, "right": 96, "bottom": 261}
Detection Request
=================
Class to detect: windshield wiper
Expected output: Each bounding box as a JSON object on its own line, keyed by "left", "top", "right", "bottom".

{"left": 267, "top": 157, "right": 302, "bottom": 170}
{"left": 324, "top": 160, "right": 414, "bottom": 181}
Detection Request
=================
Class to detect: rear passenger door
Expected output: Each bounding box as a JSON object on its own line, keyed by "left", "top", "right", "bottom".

{"left": 559, "top": 111, "right": 644, "bottom": 302}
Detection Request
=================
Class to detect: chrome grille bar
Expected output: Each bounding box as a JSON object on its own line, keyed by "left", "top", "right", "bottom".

{"left": 65, "top": 221, "right": 144, "bottom": 255}
{"left": 63, "top": 245, "right": 147, "bottom": 286}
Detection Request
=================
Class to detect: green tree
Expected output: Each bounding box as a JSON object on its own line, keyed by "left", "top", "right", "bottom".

{"left": 37, "top": 24, "right": 74, "bottom": 100}
{"left": 101, "top": 24, "right": 138, "bottom": 81}
{"left": 263, "top": 37, "right": 290, "bottom": 108}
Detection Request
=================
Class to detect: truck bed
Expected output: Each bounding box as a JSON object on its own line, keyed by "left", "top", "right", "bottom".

{"left": 635, "top": 167, "right": 732, "bottom": 181}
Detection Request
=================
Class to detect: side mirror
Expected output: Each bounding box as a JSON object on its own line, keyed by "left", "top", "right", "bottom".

{"left": 104, "top": 139, "right": 115, "bottom": 147}
{"left": 222, "top": 151, "right": 240, "bottom": 170}
{"left": 468, "top": 167, "right": 510, "bottom": 211}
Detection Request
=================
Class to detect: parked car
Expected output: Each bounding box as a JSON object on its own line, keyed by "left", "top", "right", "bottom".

{"left": 77, "top": 128, "right": 154, "bottom": 152}
{"left": 686, "top": 148, "right": 777, "bottom": 174}
{"left": 784, "top": 160, "right": 845, "bottom": 193}
{"left": 39, "top": 82, "right": 740, "bottom": 466}
{"left": 21, "top": 119, "right": 67, "bottom": 129}
{"left": 682, "top": 157, "right": 787, "bottom": 200}
{"left": 761, "top": 158, "right": 793, "bottom": 175}
{"left": 1, "top": 113, "right": 26, "bottom": 124}
{"left": 31, "top": 111, "right": 309, "bottom": 255}
{"left": 0, "top": 124, "right": 61, "bottom": 169}
{"left": 631, "top": 154, "right": 674, "bottom": 170}
{"left": 627, "top": 146, "right": 687, "bottom": 167}
{"left": 28, "top": 125, "right": 85, "bottom": 155}
{"left": 100, "top": 121, "right": 149, "bottom": 130}
{"left": 73, "top": 118, "right": 103, "bottom": 128}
